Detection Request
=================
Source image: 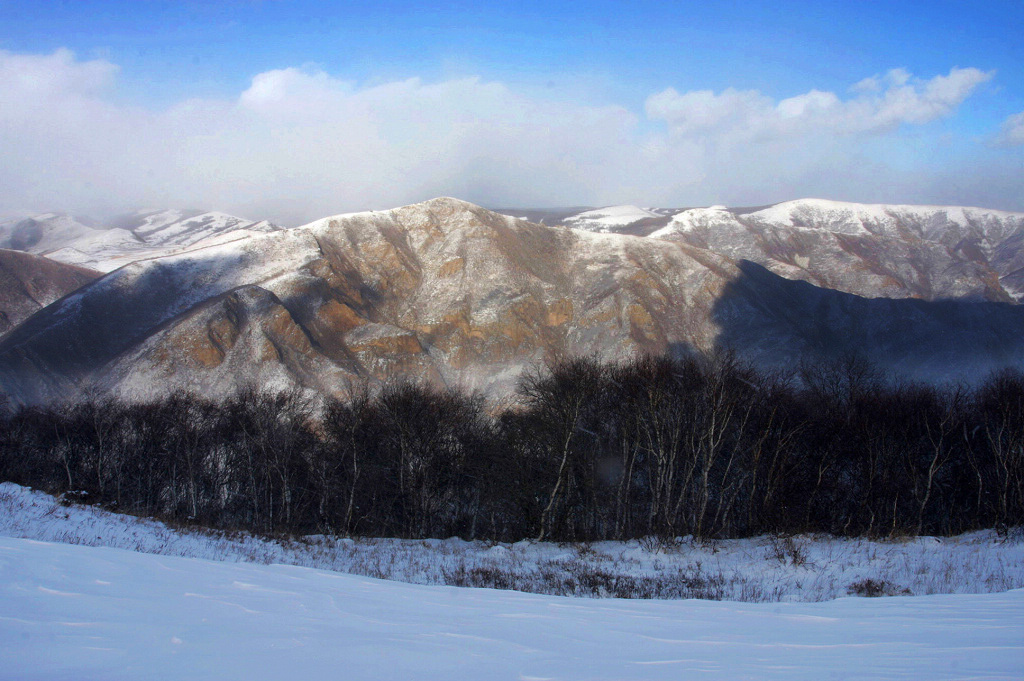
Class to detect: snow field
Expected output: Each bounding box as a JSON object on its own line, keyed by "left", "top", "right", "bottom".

{"left": 3, "top": 483, "right": 1024, "bottom": 679}
{"left": 2, "top": 483, "right": 1022, "bottom": 603}
{"left": 2, "top": 537, "right": 1023, "bottom": 680}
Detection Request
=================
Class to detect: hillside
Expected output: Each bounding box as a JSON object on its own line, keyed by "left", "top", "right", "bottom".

{"left": 560, "top": 199, "right": 1024, "bottom": 302}
{"left": 1, "top": 197, "right": 1023, "bottom": 403}
{"left": 0, "top": 210, "right": 283, "bottom": 272}
{"left": 0, "top": 249, "right": 100, "bottom": 337}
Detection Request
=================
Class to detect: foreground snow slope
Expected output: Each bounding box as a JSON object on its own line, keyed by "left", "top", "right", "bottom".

{"left": 2, "top": 537, "right": 1023, "bottom": 681}
{"left": 3, "top": 483, "right": 1023, "bottom": 602}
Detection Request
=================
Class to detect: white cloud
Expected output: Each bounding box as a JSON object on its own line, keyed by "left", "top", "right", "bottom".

{"left": 0, "top": 51, "right": 647, "bottom": 221}
{"left": 645, "top": 67, "right": 993, "bottom": 141}
{"left": 994, "top": 110, "right": 1024, "bottom": 147}
{"left": 0, "top": 50, "right": 1011, "bottom": 222}
{"left": 645, "top": 88, "right": 773, "bottom": 137}
{"left": 0, "top": 48, "right": 117, "bottom": 99}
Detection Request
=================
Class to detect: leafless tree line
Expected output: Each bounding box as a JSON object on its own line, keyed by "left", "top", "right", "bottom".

{"left": 1, "top": 353, "right": 1022, "bottom": 540}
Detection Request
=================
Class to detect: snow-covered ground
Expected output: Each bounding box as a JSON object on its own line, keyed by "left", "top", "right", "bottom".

{"left": 2, "top": 483, "right": 1023, "bottom": 602}
{"left": 3, "top": 483, "right": 1024, "bottom": 679}
{"left": 3, "top": 536, "right": 1022, "bottom": 681}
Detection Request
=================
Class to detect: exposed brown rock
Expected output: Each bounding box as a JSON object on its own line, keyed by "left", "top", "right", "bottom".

{"left": 437, "top": 257, "right": 465, "bottom": 278}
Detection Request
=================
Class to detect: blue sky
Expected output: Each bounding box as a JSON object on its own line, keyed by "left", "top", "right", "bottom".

{"left": 0, "top": 1, "right": 1021, "bottom": 221}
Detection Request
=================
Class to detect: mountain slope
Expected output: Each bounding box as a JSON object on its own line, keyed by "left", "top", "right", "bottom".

{"left": 560, "top": 205, "right": 675, "bottom": 235}
{"left": 1, "top": 198, "right": 1023, "bottom": 404}
{"left": 115, "top": 209, "right": 281, "bottom": 248}
{"left": 0, "top": 213, "right": 98, "bottom": 251}
{"left": 646, "top": 199, "right": 1024, "bottom": 302}
{"left": 0, "top": 210, "right": 283, "bottom": 272}
{"left": 0, "top": 250, "right": 100, "bottom": 338}
{"left": 0, "top": 199, "right": 726, "bottom": 401}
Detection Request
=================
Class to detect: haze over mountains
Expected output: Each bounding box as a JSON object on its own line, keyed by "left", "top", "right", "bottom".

{"left": 0, "top": 197, "right": 1023, "bottom": 404}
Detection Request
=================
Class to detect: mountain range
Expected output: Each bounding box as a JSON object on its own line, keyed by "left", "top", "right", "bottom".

{"left": 0, "top": 210, "right": 282, "bottom": 272}
{"left": 0, "top": 197, "right": 1022, "bottom": 404}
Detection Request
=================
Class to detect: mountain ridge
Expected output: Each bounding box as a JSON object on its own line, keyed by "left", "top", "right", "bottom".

{"left": 557, "top": 199, "right": 1024, "bottom": 303}
{"left": 0, "top": 250, "right": 101, "bottom": 339}
{"left": 1, "top": 196, "right": 1023, "bottom": 404}
{"left": 0, "top": 209, "right": 284, "bottom": 272}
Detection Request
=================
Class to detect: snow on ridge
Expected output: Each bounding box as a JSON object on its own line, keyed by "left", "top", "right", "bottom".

{"left": 298, "top": 208, "right": 382, "bottom": 231}
{"left": 131, "top": 211, "right": 275, "bottom": 247}
{"left": 652, "top": 205, "right": 738, "bottom": 238}
{"left": 298, "top": 197, "right": 506, "bottom": 234}
{"left": 647, "top": 198, "right": 1024, "bottom": 243}
{"left": 128, "top": 209, "right": 195, "bottom": 234}
{"left": 0, "top": 209, "right": 288, "bottom": 272}
{"left": 563, "top": 205, "right": 662, "bottom": 232}
{"left": 571, "top": 204, "right": 659, "bottom": 219}
{"left": 0, "top": 213, "right": 101, "bottom": 252}
{"left": 746, "top": 198, "right": 1024, "bottom": 225}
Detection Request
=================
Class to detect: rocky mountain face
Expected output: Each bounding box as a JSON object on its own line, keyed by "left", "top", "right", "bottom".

{"left": 0, "top": 250, "right": 100, "bottom": 338}
{"left": 0, "top": 210, "right": 282, "bottom": 272}
{"left": 1, "top": 198, "right": 1023, "bottom": 405}
{"left": 561, "top": 200, "right": 1024, "bottom": 303}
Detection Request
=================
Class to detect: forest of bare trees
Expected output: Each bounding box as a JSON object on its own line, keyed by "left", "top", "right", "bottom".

{"left": 1, "top": 353, "right": 1022, "bottom": 541}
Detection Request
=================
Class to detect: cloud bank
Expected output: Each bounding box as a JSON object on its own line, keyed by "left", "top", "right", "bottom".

{"left": 646, "top": 68, "right": 992, "bottom": 138}
{"left": 0, "top": 49, "right": 1016, "bottom": 223}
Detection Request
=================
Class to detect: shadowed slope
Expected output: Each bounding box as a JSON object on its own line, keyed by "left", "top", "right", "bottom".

{"left": 0, "top": 250, "right": 100, "bottom": 338}
{"left": 711, "top": 260, "right": 1024, "bottom": 381}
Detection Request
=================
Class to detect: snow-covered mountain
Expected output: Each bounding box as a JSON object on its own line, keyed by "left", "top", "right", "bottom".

{"left": 560, "top": 205, "right": 677, "bottom": 236}
{"left": 2, "top": 197, "right": 1024, "bottom": 404}
{"left": 0, "top": 210, "right": 283, "bottom": 272}
{"left": 114, "top": 209, "right": 280, "bottom": 248}
{"left": 0, "top": 213, "right": 105, "bottom": 253}
{"left": 560, "top": 199, "right": 1024, "bottom": 302}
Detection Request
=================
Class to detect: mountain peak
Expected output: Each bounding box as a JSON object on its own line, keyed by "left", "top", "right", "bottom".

{"left": 303, "top": 197, "right": 516, "bottom": 240}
